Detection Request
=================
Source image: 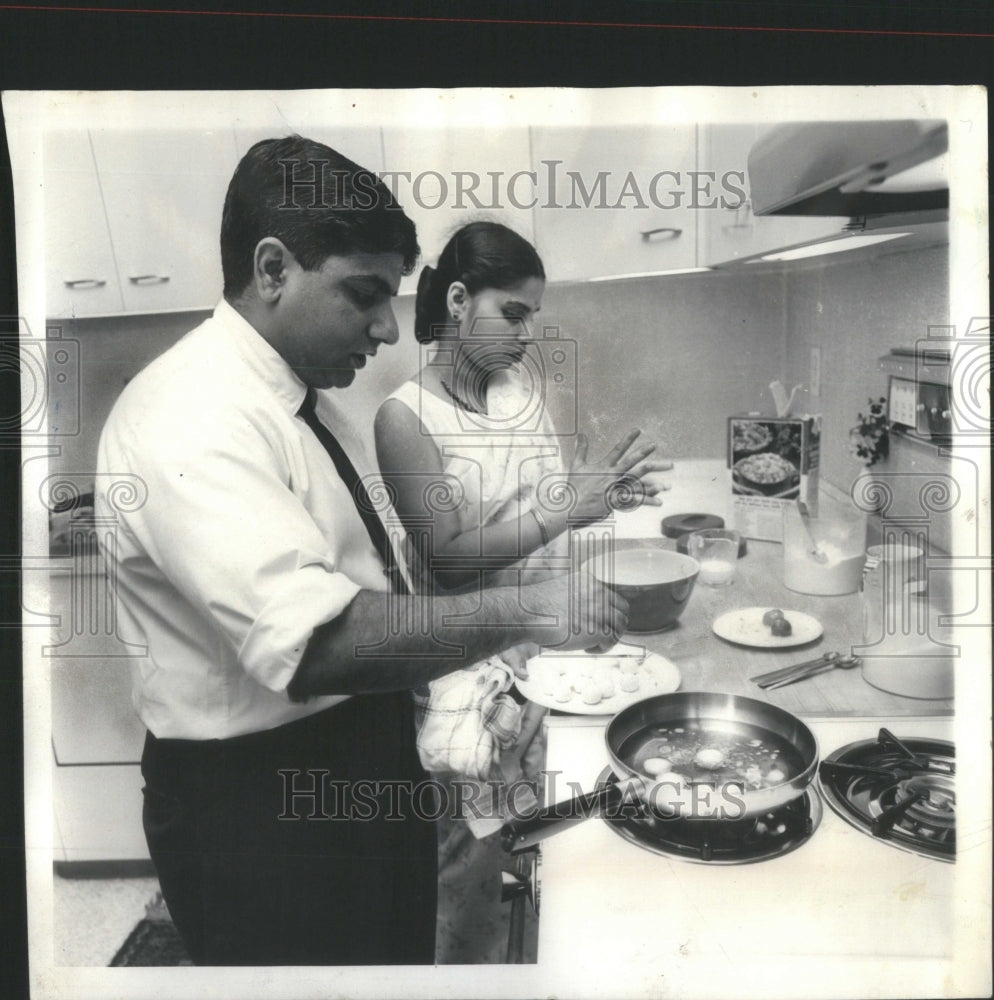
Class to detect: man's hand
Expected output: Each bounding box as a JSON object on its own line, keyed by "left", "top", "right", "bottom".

{"left": 497, "top": 641, "right": 541, "bottom": 681}
{"left": 519, "top": 571, "right": 628, "bottom": 653}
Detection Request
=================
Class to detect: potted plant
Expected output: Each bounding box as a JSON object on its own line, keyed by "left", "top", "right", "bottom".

{"left": 849, "top": 397, "right": 890, "bottom": 467}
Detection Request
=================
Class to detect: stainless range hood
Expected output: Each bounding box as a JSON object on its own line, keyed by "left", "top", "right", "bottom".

{"left": 747, "top": 119, "right": 948, "bottom": 220}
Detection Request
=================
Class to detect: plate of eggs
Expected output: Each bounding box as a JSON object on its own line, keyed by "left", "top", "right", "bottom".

{"left": 516, "top": 642, "right": 681, "bottom": 715}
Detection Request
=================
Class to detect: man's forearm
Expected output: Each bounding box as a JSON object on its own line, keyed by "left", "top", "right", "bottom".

{"left": 288, "top": 586, "right": 543, "bottom": 699}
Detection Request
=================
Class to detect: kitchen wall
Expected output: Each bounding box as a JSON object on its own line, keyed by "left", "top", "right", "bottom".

{"left": 55, "top": 268, "right": 790, "bottom": 477}
{"left": 54, "top": 245, "right": 956, "bottom": 552}
{"left": 780, "top": 242, "right": 957, "bottom": 552}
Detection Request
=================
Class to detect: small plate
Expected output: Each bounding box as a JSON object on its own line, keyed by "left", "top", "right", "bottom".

{"left": 516, "top": 642, "right": 681, "bottom": 715}
{"left": 712, "top": 607, "right": 823, "bottom": 648}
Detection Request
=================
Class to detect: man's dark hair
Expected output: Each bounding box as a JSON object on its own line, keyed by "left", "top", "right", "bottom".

{"left": 221, "top": 135, "right": 420, "bottom": 298}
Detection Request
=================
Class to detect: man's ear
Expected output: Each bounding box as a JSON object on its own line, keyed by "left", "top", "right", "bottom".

{"left": 253, "top": 239, "right": 291, "bottom": 302}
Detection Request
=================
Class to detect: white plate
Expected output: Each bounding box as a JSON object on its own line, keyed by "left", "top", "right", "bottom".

{"left": 712, "top": 607, "right": 823, "bottom": 648}
{"left": 516, "top": 642, "right": 681, "bottom": 715}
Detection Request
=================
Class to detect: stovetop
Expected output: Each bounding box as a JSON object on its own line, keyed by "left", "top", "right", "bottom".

{"left": 536, "top": 714, "right": 966, "bottom": 993}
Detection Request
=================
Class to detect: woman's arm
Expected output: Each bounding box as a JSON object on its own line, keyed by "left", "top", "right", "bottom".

{"left": 375, "top": 397, "right": 547, "bottom": 590}
{"left": 375, "top": 398, "right": 673, "bottom": 590}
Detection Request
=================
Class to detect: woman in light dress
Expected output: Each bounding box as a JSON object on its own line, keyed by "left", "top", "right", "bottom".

{"left": 375, "top": 221, "right": 669, "bottom": 963}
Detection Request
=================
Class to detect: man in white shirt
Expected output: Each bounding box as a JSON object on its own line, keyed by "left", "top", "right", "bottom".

{"left": 96, "top": 135, "right": 626, "bottom": 965}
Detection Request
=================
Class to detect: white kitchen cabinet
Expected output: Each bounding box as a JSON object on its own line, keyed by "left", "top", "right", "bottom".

{"left": 530, "top": 125, "right": 699, "bottom": 281}
{"left": 43, "top": 130, "right": 126, "bottom": 317}
{"left": 699, "top": 123, "right": 849, "bottom": 266}
{"left": 381, "top": 127, "right": 535, "bottom": 294}
{"left": 89, "top": 128, "right": 239, "bottom": 314}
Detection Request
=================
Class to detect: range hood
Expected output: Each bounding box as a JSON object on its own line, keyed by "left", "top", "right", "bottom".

{"left": 747, "top": 119, "right": 948, "bottom": 220}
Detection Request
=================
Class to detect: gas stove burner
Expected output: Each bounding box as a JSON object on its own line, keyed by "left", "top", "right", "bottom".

{"left": 818, "top": 727, "right": 955, "bottom": 863}
{"left": 595, "top": 768, "right": 821, "bottom": 864}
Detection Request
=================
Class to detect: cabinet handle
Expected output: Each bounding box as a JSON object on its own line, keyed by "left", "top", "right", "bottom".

{"left": 63, "top": 278, "right": 107, "bottom": 289}
{"left": 640, "top": 227, "right": 683, "bottom": 242}
{"left": 128, "top": 273, "right": 171, "bottom": 285}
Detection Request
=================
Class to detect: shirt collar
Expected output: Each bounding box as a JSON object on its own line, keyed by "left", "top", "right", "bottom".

{"left": 211, "top": 298, "right": 309, "bottom": 414}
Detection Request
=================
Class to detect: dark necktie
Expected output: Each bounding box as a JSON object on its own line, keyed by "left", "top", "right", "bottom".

{"left": 297, "top": 389, "right": 409, "bottom": 594}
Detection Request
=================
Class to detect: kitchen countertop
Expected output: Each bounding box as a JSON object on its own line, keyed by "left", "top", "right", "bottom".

{"left": 604, "top": 459, "right": 954, "bottom": 718}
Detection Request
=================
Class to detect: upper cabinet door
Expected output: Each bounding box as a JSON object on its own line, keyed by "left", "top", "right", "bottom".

{"left": 90, "top": 129, "right": 239, "bottom": 314}
{"left": 381, "top": 127, "right": 535, "bottom": 295}
{"left": 43, "top": 131, "right": 125, "bottom": 318}
{"left": 530, "top": 125, "right": 699, "bottom": 282}
{"left": 699, "top": 124, "right": 850, "bottom": 266}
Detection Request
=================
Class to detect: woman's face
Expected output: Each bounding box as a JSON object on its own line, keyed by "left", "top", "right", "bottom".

{"left": 448, "top": 276, "right": 545, "bottom": 374}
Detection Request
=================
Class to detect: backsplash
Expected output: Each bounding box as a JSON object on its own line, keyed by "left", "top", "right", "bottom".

{"left": 780, "top": 243, "right": 954, "bottom": 552}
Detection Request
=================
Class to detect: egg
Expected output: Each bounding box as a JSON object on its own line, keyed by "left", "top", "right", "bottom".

{"left": 694, "top": 748, "right": 725, "bottom": 769}
{"left": 553, "top": 681, "right": 572, "bottom": 703}
{"left": 581, "top": 686, "right": 602, "bottom": 705}
{"left": 643, "top": 757, "right": 671, "bottom": 776}
{"left": 619, "top": 673, "right": 640, "bottom": 693}
{"left": 539, "top": 664, "right": 557, "bottom": 696}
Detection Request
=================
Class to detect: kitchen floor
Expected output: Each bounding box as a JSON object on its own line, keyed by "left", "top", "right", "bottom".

{"left": 53, "top": 873, "right": 161, "bottom": 966}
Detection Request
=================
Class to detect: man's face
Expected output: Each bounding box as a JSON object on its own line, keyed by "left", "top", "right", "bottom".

{"left": 276, "top": 251, "right": 405, "bottom": 389}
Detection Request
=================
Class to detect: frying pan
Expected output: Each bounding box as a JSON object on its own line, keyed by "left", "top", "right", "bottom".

{"left": 501, "top": 691, "right": 819, "bottom": 854}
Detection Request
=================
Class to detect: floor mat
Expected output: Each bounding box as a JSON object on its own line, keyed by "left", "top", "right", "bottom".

{"left": 109, "top": 893, "right": 192, "bottom": 966}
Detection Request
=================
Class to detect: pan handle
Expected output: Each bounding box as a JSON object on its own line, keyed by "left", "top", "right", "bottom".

{"left": 500, "top": 776, "right": 642, "bottom": 854}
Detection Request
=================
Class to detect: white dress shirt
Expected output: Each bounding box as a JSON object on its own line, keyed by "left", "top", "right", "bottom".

{"left": 96, "top": 300, "right": 395, "bottom": 739}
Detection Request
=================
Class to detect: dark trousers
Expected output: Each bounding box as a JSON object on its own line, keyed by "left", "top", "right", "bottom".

{"left": 140, "top": 692, "right": 437, "bottom": 965}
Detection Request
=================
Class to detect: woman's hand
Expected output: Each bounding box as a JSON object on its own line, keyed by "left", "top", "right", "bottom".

{"left": 563, "top": 429, "right": 673, "bottom": 526}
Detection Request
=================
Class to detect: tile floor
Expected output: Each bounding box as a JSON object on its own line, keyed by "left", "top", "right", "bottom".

{"left": 53, "top": 873, "right": 162, "bottom": 966}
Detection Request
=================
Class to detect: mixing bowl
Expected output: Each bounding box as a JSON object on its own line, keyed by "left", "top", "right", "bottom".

{"left": 593, "top": 547, "right": 699, "bottom": 633}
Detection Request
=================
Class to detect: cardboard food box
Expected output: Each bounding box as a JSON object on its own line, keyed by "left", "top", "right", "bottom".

{"left": 728, "top": 415, "right": 821, "bottom": 542}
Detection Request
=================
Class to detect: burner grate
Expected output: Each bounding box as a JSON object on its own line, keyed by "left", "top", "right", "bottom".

{"left": 818, "top": 728, "right": 955, "bottom": 863}
{"left": 595, "top": 769, "right": 821, "bottom": 864}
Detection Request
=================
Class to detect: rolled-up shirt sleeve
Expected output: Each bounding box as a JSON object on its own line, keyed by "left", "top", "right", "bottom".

{"left": 101, "top": 406, "right": 362, "bottom": 695}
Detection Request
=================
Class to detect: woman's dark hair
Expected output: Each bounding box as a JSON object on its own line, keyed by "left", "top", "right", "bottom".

{"left": 221, "top": 135, "right": 420, "bottom": 298}
{"left": 414, "top": 221, "right": 545, "bottom": 343}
